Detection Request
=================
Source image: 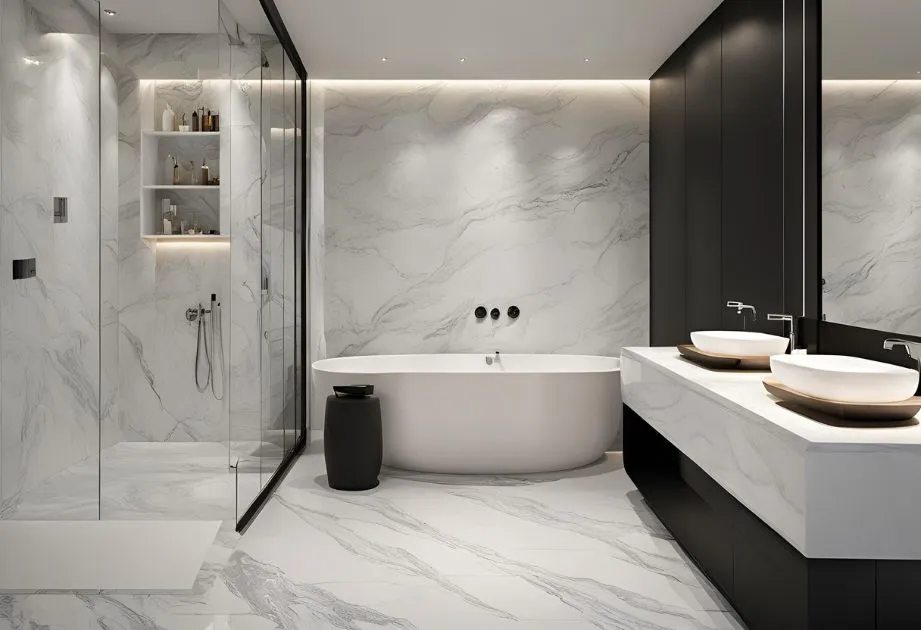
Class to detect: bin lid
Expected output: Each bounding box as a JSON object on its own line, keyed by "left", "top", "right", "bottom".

{"left": 334, "top": 384, "right": 374, "bottom": 398}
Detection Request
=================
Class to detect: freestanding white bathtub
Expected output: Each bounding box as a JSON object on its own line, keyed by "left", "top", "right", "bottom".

{"left": 312, "top": 354, "right": 621, "bottom": 474}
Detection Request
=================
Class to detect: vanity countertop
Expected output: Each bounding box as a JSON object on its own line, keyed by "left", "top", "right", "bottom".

{"left": 622, "top": 346, "right": 921, "bottom": 450}
{"left": 622, "top": 346, "right": 921, "bottom": 559}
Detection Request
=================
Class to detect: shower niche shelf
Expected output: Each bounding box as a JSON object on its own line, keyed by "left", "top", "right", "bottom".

{"left": 139, "top": 111, "right": 225, "bottom": 240}
{"left": 144, "top": 185, "right": 220, "bottom": 191}
{"left": 143, "top": 131, "right": 220, "bottom": 138}
{"left": 143, "top": 234, "right": 229, "bottom": 243}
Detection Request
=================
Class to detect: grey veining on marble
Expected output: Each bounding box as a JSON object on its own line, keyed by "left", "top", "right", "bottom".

{"left": 0, "top": 0, "right": 107, "bottom": 507}
{"left": 624, "top": 346, "right": 921, "bottom": 560}
{"left": 318, "top": 81, "right": 650, "bottom": 360}
{"left": 113, "top": 45, "right": 231, "bottom": 445}
{"left": 0, "top": 434, "right": 743, "bottom": 629}
{"left": 823, "top": 80, "right": 921, "bottom": 335}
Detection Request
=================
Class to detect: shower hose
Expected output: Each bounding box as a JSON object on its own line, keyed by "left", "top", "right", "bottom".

{"left": 195, "top": 294, "right": 225, "bottom": 400}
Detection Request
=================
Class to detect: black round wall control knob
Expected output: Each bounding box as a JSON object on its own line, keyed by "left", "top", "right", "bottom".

{"left": 475, "top": 306, "right": 487, "bottom": 319}
{"left": 508, "top": 305, "right": 520, "bottom": 319}
{"left": 490, "top": 308, "right": 501, "bottom": 320}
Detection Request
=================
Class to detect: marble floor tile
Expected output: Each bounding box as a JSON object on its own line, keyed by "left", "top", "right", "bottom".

{"left": 0, "top": 434, "right": 745, "bottom": 629}
{"left": 3, "top": 441, "right": 268, "bottom": 521}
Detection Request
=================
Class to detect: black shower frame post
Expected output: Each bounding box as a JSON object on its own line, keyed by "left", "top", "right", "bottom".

{"left": 236, "top": 0, "right": 309, "bottom": 533}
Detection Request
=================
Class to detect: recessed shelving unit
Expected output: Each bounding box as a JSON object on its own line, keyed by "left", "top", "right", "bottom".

{"left": 143, "top": 131, "right": 221, "bottom": 138}
{"left": 142, "top": 234, "right": 230, "bottom": 243}
{"left": 144, "top": 185, "right": 220, "bottom": 191}
{"left": 139, "top": 81, "right": 227, "bottom": 240}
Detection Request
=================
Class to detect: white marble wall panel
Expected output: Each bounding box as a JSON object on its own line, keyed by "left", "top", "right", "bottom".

{"left": 308, "top": 86, "right": 325, "bottom": 427}
{"left": 319, "top": 81, "right": 650, "bottom": 360}
{"left": 112, "top": 34, "right": 222, "bottom": 81}
{"left": 228, "top": 40, "right": 266, "bottom": 451}
{"left": 823, "top": 80, "right": 921, "bottom": 334}
{"left": 0, "top": 0, "right": 104, "bottom": 508}
{"left": 112, "top": 35, "right": 231, "bottom": 445}
{"left": 100, "top": 53, "right": 119, "bottom": 453}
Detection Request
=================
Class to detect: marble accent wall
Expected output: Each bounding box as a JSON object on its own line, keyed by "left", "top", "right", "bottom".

{"left": 111, "top": 34, "right": 232, "bottom": 445}
{"left": 227, "top": 39, "right": 264, "bottom": 449}
{"left": 318, "top": 81, "right": 650, "bottom": 361}
{"left": 823, "top": 81, "right": 921, "bottom": 334}
{"left": 0, "top": 0, "right": 107, "bottom": 510}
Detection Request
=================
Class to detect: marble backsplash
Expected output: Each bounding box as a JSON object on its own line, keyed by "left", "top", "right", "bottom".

{"left": 317, "top": 81, "right": 651, "bottom": 359}
{"left": 823, "top": 81, "right": 921, "bottom": 334}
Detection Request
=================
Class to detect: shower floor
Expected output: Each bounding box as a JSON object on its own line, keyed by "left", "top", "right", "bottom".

{"left": 1, "top": 441, "right": 279, "bottom": 522}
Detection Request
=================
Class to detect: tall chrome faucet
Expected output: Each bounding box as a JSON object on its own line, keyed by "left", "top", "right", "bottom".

{"left": 726, "top": 300, "right": 757, "bottom": 330}
{"left": 767, "top": 313, "right": 795, "bottom": 353}
{"left": 883, "top": 338, "right": 921, "bottom": 373}
{"left": 485, "top": 351, "right": 501, "bottom": 366}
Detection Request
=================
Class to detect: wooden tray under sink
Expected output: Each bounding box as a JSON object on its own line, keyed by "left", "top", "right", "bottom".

{"left": 677, "top": 344, "right": 771, "bottom": 371}
{"left": 763, "top": 378, "right": 921, "bottom": 422}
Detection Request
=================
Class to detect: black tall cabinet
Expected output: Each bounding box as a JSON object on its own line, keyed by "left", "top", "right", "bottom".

{"left": 650, "top": 0, "right": 793, "bottom": 345}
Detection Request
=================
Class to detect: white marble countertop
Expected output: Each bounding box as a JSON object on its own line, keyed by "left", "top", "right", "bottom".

{"left": 622, "top": 346, "right": 921, "bottom": 560}
{"left": 622, "top": 347, "right": 921, "bottom": 451}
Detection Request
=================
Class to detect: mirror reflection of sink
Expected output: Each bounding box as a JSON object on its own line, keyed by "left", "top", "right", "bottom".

{"left": 770, "top": 355, "right": 919, "bottom": 403}
{"left": 691, "top": 331, "right": 790, "bottom": 357}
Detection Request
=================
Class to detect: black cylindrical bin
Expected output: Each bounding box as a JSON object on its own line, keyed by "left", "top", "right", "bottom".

{"left": 324, "top": 385, "right": 383, "bottom": 491}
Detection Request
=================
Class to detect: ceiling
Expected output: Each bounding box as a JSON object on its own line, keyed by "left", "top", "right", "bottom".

{"left": 86, "top": 0, "right": 272, "bottom": 35}
{"left": 272, "top": 0, "right": 722, "bottom": 80}
{"left": 824, "top": 0, "right": 921, "bottom": 79}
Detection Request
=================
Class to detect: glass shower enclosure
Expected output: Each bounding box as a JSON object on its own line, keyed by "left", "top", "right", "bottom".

{"left": 0, "top": 0, "right": 307, "bottom": 530}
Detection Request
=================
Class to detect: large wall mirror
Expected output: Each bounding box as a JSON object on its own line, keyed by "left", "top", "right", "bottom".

{"left": 821, "top": 0, "right": 921, "bottom": 335}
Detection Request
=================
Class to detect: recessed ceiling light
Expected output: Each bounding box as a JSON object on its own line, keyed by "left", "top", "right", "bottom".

{"left": 103, "top": 8, "right": 116, "bottom": 15}
{"left": 459, "top": 57, "right": 466, "bottom": 63}
{"left": 584, "top": 58, "right": 591, "bottom": 62}
{"left": 380, "top": 56, "right": 388, "bottom": 63}
{"left": 22, "top": 56, "right": 40, "bottom": 66}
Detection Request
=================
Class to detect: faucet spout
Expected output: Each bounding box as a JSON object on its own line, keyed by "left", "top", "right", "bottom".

{"left": 726, "top": 300, "right": 757, "bottom": 329}
{"left": 883, "top": 338, "right": 921, "bottom": 373}
{"left": 485, "top": 351, "right": 500, "bottom": 366}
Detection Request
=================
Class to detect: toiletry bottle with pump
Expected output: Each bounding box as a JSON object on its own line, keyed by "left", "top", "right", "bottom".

{"left": 201, "top": 159, "right": 210, "bottom": 186}
{"left": 212, "top": 110, "right": 220, "bottom": 133}
{"left": 172, "top": 155, "right": 180, "bottom": 186}
{"left": 162, "top": 204, "right": 172, "bottom": 235}
{"left": 192, "top": 108, "right": 199, "bottom": 132}
{"left": 202, "top": 106, "right": 212, "bottom": 132}
{"left": 162, "top": 103, "right": 175, "bottom": 132}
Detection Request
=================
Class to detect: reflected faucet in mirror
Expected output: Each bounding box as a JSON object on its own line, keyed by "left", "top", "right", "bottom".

{"left": 883, "top": 339, "right": 921, "bottom": 374}
{"left": 727, "top": 300, "right": 757, "bottom": 330}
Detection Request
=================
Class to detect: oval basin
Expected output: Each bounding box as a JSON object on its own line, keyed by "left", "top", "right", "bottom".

{"left": 691, "top": 331, "right": 790, "bottom": 358}
{"left": 770, "top": 354, "right": 919, "bottom": 403}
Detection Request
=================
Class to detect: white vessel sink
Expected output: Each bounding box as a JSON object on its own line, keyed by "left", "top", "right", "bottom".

{"left": 770, "top": 354, "right": 919, "bottom": 403}
{"left": 691, "top": 331, "right": 790, "bottom": 357}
